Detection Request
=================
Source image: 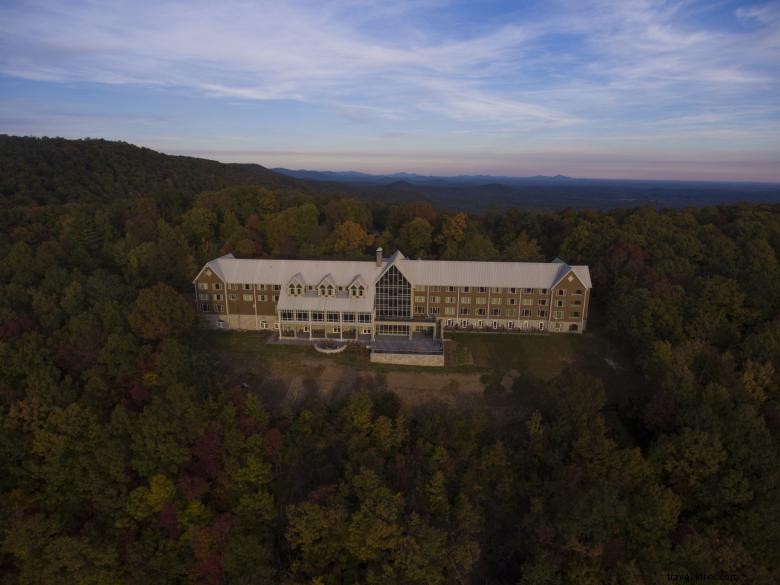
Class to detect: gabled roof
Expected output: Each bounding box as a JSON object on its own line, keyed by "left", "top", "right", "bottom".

{"left": 317, "top": 273, "right": 336, "bottom": 288}
{"left": 287, "top": 273, "right": 306, "bottom": 287}
{"left": 194, "top": 251, "right": 592, "bottom": 293}
{"left": 348, "top": 275, "right": 367, "bottom": 288}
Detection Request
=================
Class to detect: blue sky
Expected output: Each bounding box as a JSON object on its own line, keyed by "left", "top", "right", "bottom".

{"left": 1, "top": 0, "right": 779, "bottom": 180}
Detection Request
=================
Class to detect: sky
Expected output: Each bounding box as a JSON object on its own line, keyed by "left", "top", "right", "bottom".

{"left": 1, "top": 0, "right": 779, "bottom": 181}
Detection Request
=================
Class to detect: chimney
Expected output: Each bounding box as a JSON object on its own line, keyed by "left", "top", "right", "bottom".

{"left": 375, "top": 247, "right": 383, "bottom": 267}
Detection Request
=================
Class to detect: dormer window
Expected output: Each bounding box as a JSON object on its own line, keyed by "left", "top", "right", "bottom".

{"left": 349, "top": 284, "right": 365, "bottom": 298}
{"left": 288, "top": 283, "right": 304, "bottom": 296}
{"left": 318, "top": 284, "right": 335, "bottom": 297}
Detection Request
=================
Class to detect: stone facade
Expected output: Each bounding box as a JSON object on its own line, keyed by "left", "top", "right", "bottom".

{"left": 193, "top": 250, "right": 591, "bottom": 339}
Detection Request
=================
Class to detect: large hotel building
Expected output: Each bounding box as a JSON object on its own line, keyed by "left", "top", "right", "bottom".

{"left": 193, "top": 248, "right": 591, "bottom": 341}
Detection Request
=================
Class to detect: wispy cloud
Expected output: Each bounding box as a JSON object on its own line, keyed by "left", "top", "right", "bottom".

{"left": 0, "top": 0, "right": 778, "bottom": 179}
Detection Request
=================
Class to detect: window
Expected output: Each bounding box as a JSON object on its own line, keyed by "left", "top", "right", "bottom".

{"left": 507, "top": 321, "right": 514, "bottom": 329}
{"left": 272, "top": 295, "right": 279, "bottom": 302}
{"left": 574, "top": 289, "right": 583, "bottom": 295}
{"left": 327, "top": 312, "right": 339, "bottom": 322}
{"left": 557, "top": 289, "right": 566, "bottom": 296}
{"left": 463, "top": 286, "right": 470, "bottom": 293}
{"left": 414, "top": 285, "right": 426, "bottom": 291}
{"left": 556, "top": 300, "right": 565, "bottom": 308}
{"left": 288, "top": 283, "right": 303, "bottom": 296}
{"left": 476, "top": 297, "right": 487, "bottom": 305}
{"left": 573, "top": 300, "right": 583, "bottom": 306}
{"left": 522, "top": 309, "right": 531, "bottom": 317}
{"left": 296, "top": 311, "right": 308, "bottom": 321}
{"left": 477, "top": 287, "right": 487, "bottom": 293}
{"left": 201, "top": 304, "right": 209, "bottom": 312}
{"left": 281, "top": 310, "right": 293, "bottom": 321}
{"left": 257, "top": 294, "right": 268, "bottom": 302}
{"left": 260, "top": 284, "right": 267, "bottom": 291}
{"left": 198, "top": 283, "right": 208, "bottom": 290}
{"left": 307, "top": 285, "right": 314, "bottom": 291}
{"left": 538, "top": 299, "right": 547, "bottom": 306}
{"left": 260, "top": 321, "right": 268, "bottom": 329}
{"left": 430, "top": 307, "right": 440, "bottom": 315}
{"left": 461, "top": 320, "right": 468, "bottom": 327}
{"left": 477, "top": 320, "right": 483, "bottom": 328}
{"left": 446, "top": 319, "right": 453, "bottom": 327}
{"left": 492, "top": 320, "right": 498, "bottom": 329}
{"left": 430, "top": 286, "right": 440, "bottom": 292}
{"left": 538, "top": 310, "right": 547, "bottom": 317}
{"left": 492, "top": 298, "right": 502, "bottom": 305}
{"left": 507, "top": 308, "right": 517, "bottom": 317}
{"left": 362, "top": 328, "right": 372, "bottom": 335}
{"left": 508, "top": 298, "right": 516, "bottom": 305}
{"left": 459, "top": 307, "right": 470, "bottom": 316}
{"left": 343, "top": 312, "right": 355, "bottom": 322}
{"left": 461, "top": 296, "right": 471, "bottom": 304}
{"left": 522, "top": 298, "right": 532, "bottom": 306}
{"left": 554, "top": 310, "right": 563, "bottom": 319}
{"left": 229, "top": 283, "right": 239, "bottom": 290}
{"left": 243, "top": 294, "right": 253, "bottom": 301}
{"left": 572, "top": 311, "right": 581, "bottom": 318}
{"left": 228, "top": 293, "right": 238, "bottom": 301}
{"left": 430, "top": 296, "right": 441, "bottom": 303}
{"left": 491, "top": 287, "right": 501, "bottom": 293}
{"left": 312, "top": 311, "right": 324, "bottom": 322}
{"left": 350, "top": 284, "right": 365, "bottom": 298}
{"left": 448, "top": 286, "right": 456, "bottom": 293}
{"left": 414, "top": 295, "right": 425, "bottom": 303}
{"left": 243, "top": 284, "right": 252, "bottom": 290}
{"left": 444, "top": 307, "right": 455, "bottom": 315}
{"left": 213, "top": 283, "right": 222, "bottom": 290}
{"left": 215, "top": 304, "right": 224, "bottom": 312}
{"left": 333, "top": 326, "right": 341, "bottom": 333}
{"left": 272, "top": 285, "right": 281, "bottom": 291}
{"left": 476, "top": 308, "right": 487, "bottom": 316}
{"left": 415, "top": 305, "right": 426, "bottom": 314}
{"left": 214, "top": 294, "right": 223, "bottom": 301}
{"left": 523, "top": 288, "right": 533, "bottom": 293}
{"left": 319, "top": 284, "right": 335, "bottom": 297}
{"left": 491, "top": 308, "right": 501, "bottom": 316}
{"left": 358, "top": 312, "right": 371, "bottom": 323}
{"left": 554, "top": 322, "right": 562, "bottom": 331}
{"left": 375, "top": 266, "right": 412, "bottom": 322}
{"left": 509, "top": 288, "right": 517, "bottom": 294}
{"left": 539, "top": 322, "right": 545, "bottom": 330}
{"left": 216, "top": 320, "right": 225, "bottom": 329}
{"left": 540, "top": 289, "right": 548, "bottom": 294}
{"left": 445, "top": 296, "right": 456, "bottom": 304}
{"left": 198, "top": 293, "right": 209, "bottom": 301}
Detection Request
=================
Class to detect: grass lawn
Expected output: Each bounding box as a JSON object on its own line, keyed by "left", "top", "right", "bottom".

{"left": 448, "top": 330, "right": 643, "bottom": 402}
{"left": 194, "top": 330, "right": 470, "bottom": 375}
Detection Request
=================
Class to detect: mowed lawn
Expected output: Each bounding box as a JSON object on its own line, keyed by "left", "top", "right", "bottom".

{"left": 448, "top": 330, "right": 640, "bottom": 390}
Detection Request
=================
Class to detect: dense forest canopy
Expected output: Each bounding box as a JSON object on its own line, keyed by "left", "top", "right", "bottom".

{"left": 0, "top": 136, "right": 779, "bottom": 584}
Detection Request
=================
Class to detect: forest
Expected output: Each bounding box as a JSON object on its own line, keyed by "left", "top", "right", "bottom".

{"left": 1, "top": 136, "right": 779, "bottom": 584}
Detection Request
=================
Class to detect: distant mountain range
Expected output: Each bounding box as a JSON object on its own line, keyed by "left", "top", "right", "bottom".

{"left": 272, "top": 168, "right": 779, "bottom": 191}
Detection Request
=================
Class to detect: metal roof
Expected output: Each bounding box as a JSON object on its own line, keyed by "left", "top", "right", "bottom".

{"left": 196, "top": 252, "right": 592, "bottom": 291}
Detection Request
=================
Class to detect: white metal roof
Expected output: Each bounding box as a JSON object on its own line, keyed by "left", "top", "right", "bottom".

{"left": 196, "top": 252, "right": 592, "bottom": 292}
{"left": 393, "top": 259, "right": 592, "bottom": 289}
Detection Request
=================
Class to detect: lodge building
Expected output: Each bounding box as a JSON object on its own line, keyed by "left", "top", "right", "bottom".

{"left": 193, "top": 248, "right": 592, "bottom": 341}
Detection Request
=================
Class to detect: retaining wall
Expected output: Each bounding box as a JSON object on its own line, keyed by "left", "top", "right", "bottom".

{"left": 370, "top": 352, "right": 445, "bottom": 367}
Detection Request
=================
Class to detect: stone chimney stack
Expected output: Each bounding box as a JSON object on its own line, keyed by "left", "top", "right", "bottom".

{"left": 375, "top": 247, "right": 383, "bottom": 267}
